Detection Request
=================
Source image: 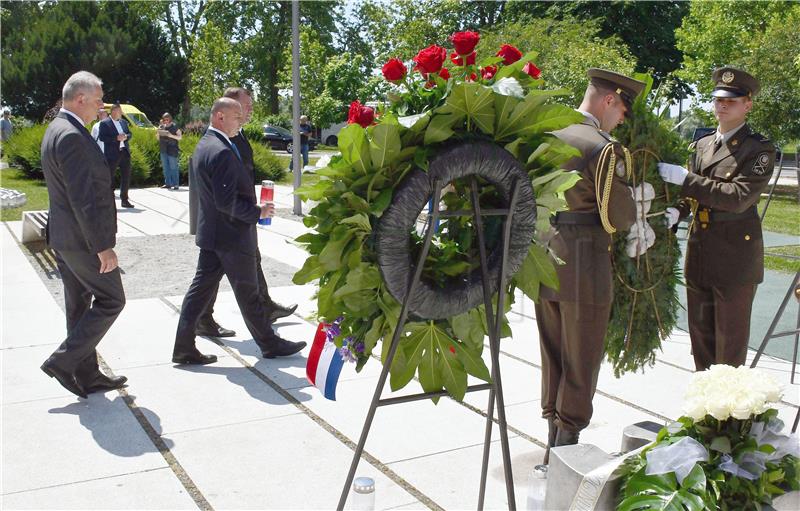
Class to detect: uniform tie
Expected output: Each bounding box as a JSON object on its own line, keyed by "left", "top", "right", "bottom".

{"left": 712, "top": 135, "right": 723, "bottom": 154}
{"left": 230, "top": 141, "right": 242, "bottom": 161}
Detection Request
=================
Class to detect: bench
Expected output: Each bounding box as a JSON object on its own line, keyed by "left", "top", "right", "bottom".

{"left": 21, "top": 210, "right": 48, "bottom": 244}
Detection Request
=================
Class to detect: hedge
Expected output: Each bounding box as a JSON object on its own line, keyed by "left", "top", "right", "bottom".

{"left": 3, "top": 123, "right": 286, "bottom": 185}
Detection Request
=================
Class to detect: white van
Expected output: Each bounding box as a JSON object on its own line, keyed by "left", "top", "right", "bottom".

{"left": 320, "top": 121, "right": 347, "bottom": 146}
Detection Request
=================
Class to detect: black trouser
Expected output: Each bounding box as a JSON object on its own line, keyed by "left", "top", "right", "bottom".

{"left": 175, "top": 248, "right": 278, "bottom": 354}
{"left": 200, "top": 248, "right": 272, "bottom": 322}
{"left": 108, "top": 151, "right": 131, "bottom": 201}
{"left": 48, "top": 250, "right": 126, "bottom": 373}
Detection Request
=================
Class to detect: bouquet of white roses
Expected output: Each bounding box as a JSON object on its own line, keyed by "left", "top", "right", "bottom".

{"left": 617, "top": 365, "right": 799, "bottom": 510}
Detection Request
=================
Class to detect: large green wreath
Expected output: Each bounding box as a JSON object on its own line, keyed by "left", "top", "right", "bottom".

{"left": 606, "top": 74, "right": 687, "bottom": 376}
{"left": 293, "top": 41, "right": 584, "bottom": 401}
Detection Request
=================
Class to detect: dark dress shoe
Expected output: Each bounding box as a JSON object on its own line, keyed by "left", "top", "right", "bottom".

{"left": 41, "top": 359, "right": 87, "bottom": 399}
{"left": 195, "top": 319, "right": 235, "bottom": 337}
{"left": 555, "top": 428, "right": 580, "bottom": 447}
{"left": 85, "top": 373, "right": 128, "bottom": 393}
{"left": 268, "top": 303, "right": 298, "bottom": 322}
{"left": 260, "top": 338, "right": 307, "bottom": 359}
{"left": 121, "top": 200, "right": 134, "bottom": 208}
{"left": 172, "top": 350, "right": 217, "bottom": 365}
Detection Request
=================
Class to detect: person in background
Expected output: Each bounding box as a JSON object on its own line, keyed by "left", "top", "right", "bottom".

{"left": 1, "top": 109, "right": 12, "bottom": 143}
{"left": 90, "top": 108, "right": 109, "bottom": 153}
{"left": 288, "top": 115, "right": 312, "bottom": 171}
{"left": 157, "top": 112, "right": 182, "bottom": 190}
{"left": 98, "top": 103, "right": 134, "bottom": 208}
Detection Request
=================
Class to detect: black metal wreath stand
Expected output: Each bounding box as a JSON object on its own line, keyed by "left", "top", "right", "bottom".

{"left": 337, "top": 176, "right": 522, "bottom": 511}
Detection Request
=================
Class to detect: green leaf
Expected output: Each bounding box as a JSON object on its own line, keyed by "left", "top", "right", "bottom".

{"left": 363, "top": 316, "right": 384, "bottom": 356}
{"left": 370, "top": 188, "right": 393, "bottom": 215}
{"left": 538, "top": 171, "right": 582, "bottom": 195}
{"left": 437, "top": 341, "right": 467, "bottom": 401}
{"left": 709, "top": 436, "right": 732, "bottom": 454}
{"left": 514, "top": 244, "right": 559, "bottom": 302}
{"left": 495, "top": 90, "right": 555, "bottom": 139}
{"left": 318, "top": 230, "right": 355, "bottom": 272}
{"left": 340, "top": 213, "right": 372, "bottom": 233}
{"left": 450, "top": 309, "right": 486, "bottom": 350}
{"left": 333, "top": 263, "right": 381, "bottom": 298}
{"left": 295, "top": 178, "right": 333, "bottom": 201}
{"left": 338, "top": 123, "right": 371, "bottom": 173}
{"left": 424, "top": 110, "right": 462, "bottom": 145}
{"left": 453, "top": 342, "right": 491, "bottom": 383}
{"left": 369, "top": 121, "right": 401, "bottom": 169}
{"left": 292, "top": 255, "right": 325, "bottom": 284}
{"left": 445, "top": 82, "right": 495, "bottom": 135}
{"left": 518, "top": 104, "right": 585, "bottom": 137}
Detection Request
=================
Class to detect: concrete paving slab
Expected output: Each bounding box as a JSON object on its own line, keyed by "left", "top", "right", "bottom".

{"left": 2, "top": 343, "right": 75, "bottom": 404}
{"left": 97, "top": 297, "right": 230, "bottom": 371}
{"left": 164, "top": 413, "right": 423, "bottom": 510}
{"left": 120, "top": 357, "right": 300, "bottom": 436}
{"left": 124, "top": 189, "right": 191, "bottom": 227}
{"left": 256, "top": 228, "right": 309, "bottom": 270}
{"left": 386, "top": 436, "right": 533, "bottom": 511}
{"left": 1, "top": 467, "right": 196, "bottom": 510}
{"left": 2, "top": 395, "right": 167, "bottom": 494}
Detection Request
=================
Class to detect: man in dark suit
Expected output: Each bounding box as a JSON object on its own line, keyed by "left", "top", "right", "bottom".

{"left": 189, "top": 87, "right": 298, "bottom": 338}
{"left": 40, "top": 71, "right": 127, "bottom": 398}
{"left": 173, "top": 98, "right": 306, "bottom": 364}
{"left": 98, "top": 103, "right": 134, "bottom": 208}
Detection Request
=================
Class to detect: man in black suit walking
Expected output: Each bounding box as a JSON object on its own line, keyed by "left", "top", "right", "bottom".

{"left": 191, "top": 87, "right": 298, "bottom": 339}
{"left": 173, "top": 98, "right": 305, "bottom": 364}
{"left": 40, "top": 71, "right": 128, "bottom": 398}
{"left": 98, "top": 103, "right": 134, "bottom": 208}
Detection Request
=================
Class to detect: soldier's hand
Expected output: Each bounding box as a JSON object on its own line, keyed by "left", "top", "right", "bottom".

{"left": 97, "top": 248, "right": 119, "bottom": 273}
{"left": 657, "top": 162, "right": 688, "bottom": 185}
{"left": 664, "top": 207, "right": 680, "bottom": 229}
{"left": 259, "top": 202, "right": 275, "bottom": 219}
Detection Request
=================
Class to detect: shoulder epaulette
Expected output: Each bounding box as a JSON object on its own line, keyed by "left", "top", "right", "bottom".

{"left": 748, "top": 131, "right": 771, "bottom": 144}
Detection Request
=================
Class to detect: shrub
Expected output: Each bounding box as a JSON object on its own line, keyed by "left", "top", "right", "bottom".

{"left": 178, "top": 133, "right": 201, "bottom": 183}
{"left": 3, "top": 124, "right": 47, "bottom": 178}
{"left": 262, "top": 113, "right": 291, "bottom": 130}
{"left": 242, "top": 120, "right": 264, "bottom": 143}
{"left": 252, "top": 141, "right": 286, "bottom": 181}
{"left": 128, "top": 144, "right": 152, "bottom": 184}
{"left": 129, "top": 126, "right": 161, "bottom": 185}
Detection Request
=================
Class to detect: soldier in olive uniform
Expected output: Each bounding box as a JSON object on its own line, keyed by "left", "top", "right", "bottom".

{"left": 536, "top": 69, "right": 644, "bottom": 459}
{"left": 659, "top": 67, "right": 775, "bottom": 371}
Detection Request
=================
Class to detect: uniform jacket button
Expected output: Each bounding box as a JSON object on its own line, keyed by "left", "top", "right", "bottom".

{"left": 744, "top": 234, "right": 751, "bottom": 240}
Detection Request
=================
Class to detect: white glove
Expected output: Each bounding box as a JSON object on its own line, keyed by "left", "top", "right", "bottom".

{"left": 629, "top": 183, "right": 655, "bottom": 217}
{"left": 658, "top": 162, "right": 688, "bottom": 185}
{"left": 626, "top": 220, "right": 656, "bottom": 257}
{"left": 664, "top": 207, "right": 680, "bottom": 229}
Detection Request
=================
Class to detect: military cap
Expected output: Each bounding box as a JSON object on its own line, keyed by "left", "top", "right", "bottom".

{"left": 711, "top": 67, "right": 760, "bottom": 98}
{"left": 587, "top": 68, "right": 646, "bottom": 113}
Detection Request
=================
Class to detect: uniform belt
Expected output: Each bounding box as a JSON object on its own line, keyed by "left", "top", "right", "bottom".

{"left": 550, "top": 212, "right": 601, "bottom": 226}
{"left": 697, "top": 206, "right": 757, "bottom": 223}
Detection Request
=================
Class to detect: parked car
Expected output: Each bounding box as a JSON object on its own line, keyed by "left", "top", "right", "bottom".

{"left": 263, "top": 124, "right": 318, "bottom": 153}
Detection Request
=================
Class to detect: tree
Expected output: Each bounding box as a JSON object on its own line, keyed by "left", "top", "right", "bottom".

{"left": 188, "top": 20, "right": 241, "bottom": 107}
{"left": 479, "top": 17, "right": 635, "bottom": 105}
{"left": 1, "top": 1, "right": 186, "bottom": 122}
{"left": 676, "top": 1, "right": 800, "bottom": 144}
{"left": 503, "top": 0, "right": 689, "bottom": 96}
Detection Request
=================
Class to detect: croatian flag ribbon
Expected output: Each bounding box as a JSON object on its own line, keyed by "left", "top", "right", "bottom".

{"left": 306, "top": 323, "right": 344, "bottom": 400}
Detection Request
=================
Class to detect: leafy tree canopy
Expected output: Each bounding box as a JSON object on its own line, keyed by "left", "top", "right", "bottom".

{"left": 1, "top": 1, "right": 187, "bottom": 122}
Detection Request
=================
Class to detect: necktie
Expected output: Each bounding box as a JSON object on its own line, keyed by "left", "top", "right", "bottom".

{"left": 230, "top": 141, "right": 242, "bottom": 161}
{"left": 713, "top": 136, "right": 723, "bottom": 154}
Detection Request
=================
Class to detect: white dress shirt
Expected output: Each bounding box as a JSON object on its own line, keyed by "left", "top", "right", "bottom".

{"left": 111, "top": 118, "right": 126, "bottom": 149}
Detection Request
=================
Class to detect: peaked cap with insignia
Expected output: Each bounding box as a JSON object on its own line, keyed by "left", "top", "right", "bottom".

{"left": 587, "top": 68, "right": 646, "bottom": 115}
{"left": 711, "top": 66, "right": 760, "bottom": 98}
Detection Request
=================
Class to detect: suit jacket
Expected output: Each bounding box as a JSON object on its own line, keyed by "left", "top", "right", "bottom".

{"left": 540, "top": 117, "right": 636, "bottom": 304}
{"left": 41, "top": 112, "right": 117, "bottom": 253}
{"left": 98, "top": 117, "right": 132, "bottom": 162}
{"left": 193, "top": 129, "right": 261, "bottom": 255}
{"left": 681, "top": 124, "right": 775, "bottom": 286}
{"left": 230, "top": 130, "right": 255, "bottom": 180}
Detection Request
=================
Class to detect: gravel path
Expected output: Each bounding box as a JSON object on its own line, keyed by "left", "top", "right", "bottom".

{"left": 21, "top": 233, "right": 299, "bottom": 313}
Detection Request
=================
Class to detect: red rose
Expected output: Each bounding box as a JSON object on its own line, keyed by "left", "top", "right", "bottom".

{"left": 523, "top": 61, "right": 542, "bottom": 79}
{"left": 382, "top": 58, "right": 407, "bottom": 82}
{"left": 450, "top": 31, "right": 480, "bottom": 56}
{"left": 481, "top": 65, "right": 497, "bottom": 80}
{"left": 347, "top": 100, "right": 375, "bottom": 128}
{"left": 496, "top": 44, "right": 522, "bottom": 65}
{"left": 413, "top": 45, "right": 447, "bottom": 75}
{"left": 439, "top": 67, "right": 450, "bottom": 80}
{"left": 450, "top": 51, "right": 476, "bottom": 66}
{"left": 467, "top": 72, "right": 478, "bottom": 82}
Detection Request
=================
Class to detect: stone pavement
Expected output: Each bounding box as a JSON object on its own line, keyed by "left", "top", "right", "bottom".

{"left": 2, "top": 184, "right": 798, "bottom": 510}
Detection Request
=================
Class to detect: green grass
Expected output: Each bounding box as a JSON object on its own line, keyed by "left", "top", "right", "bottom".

{"left": 759, "top": 193, "right": 800, "bottom": 236}
{"left": 764, "top": 245, "right": 800, "bottom": 274}
{"left": 0, "top": 167, "right": 49, "bottom": 221}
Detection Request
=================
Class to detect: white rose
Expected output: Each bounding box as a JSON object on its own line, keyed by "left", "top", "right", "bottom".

{"left": 683, "top": 397, "right": 707, "bottom": 421}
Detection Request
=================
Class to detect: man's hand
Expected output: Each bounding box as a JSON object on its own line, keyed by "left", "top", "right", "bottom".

{"left": 97, "top": 248, "right": 119, "bottom": 273}
{"left": 259, "top": 202, "right": 275, "bottom": 219}
{"left": 658, "top": 162, "right": 688, "bottom": 185}
{"left": 664, "top": 207, "right": 680, "bottom": 229}
{"left": 116, "top": 133, "right": 127, "bottom": 142}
